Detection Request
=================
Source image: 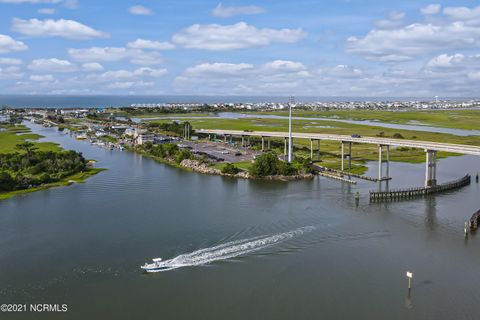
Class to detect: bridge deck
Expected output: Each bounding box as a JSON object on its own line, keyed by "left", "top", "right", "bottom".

{"left": 197, "top": 129, "right": 480, "bottom": 156}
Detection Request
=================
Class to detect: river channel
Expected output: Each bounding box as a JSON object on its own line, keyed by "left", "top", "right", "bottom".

{"left": 1, "top": 123, "right": 480, "bottom": 319}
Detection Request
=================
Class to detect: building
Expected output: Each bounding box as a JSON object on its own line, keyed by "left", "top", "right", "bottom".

{"left": 136, "top": 133, "right": 154, "bottom": 145}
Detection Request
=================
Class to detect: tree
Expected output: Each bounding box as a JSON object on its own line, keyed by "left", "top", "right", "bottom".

{"left": 221, "top": 163, "right": 240, "bottom": 175}
{"left": 15, "top": 142, "right": 38, "bottom": 161}
{"left": 0, "top": 171, "right": 15, "bottom": 191}
{"left": 176, "top": 148, "right": 193, "bottom": 163}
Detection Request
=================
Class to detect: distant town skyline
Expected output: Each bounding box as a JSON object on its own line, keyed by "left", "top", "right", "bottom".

{"left": 0, "top": 0, "right": 480, "bottom": 97}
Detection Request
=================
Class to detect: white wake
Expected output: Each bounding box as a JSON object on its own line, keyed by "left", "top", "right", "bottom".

{"left": 150, "top": 226, "right": 315, "bottom": 272}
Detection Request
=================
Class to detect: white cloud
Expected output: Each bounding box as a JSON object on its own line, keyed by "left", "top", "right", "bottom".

{"left": 426, "top": 53, "right": 464, "bottom": 69}
{"left": 318, "top": 64, "right": 364, "bottom": 78}
{"left": 421, "top": 4, "right": 441, "bottom": 15}
{"left": 38, "top": 8, "right": 56, "bottom": 14}
{"left": 107, "top": 81, "right": 154, "bottom": 89}
{"left": 128, "top": 5, "right": 153, "bottom": 15}
{"left": 262, "top": 60, "right": 306, "bottom": 72}
{"left": 126, "top": 38, "right": 175, "bottom": 50}
{"left": 375, "top": 11, "right": 406, "bottom": 29}
{"left": 0, "top": 57, "right": 22, "bottom": 65}
{"left": 0, "top": 34, "right": 28, "bottom": 53}
{"left": 81, "top": 62, "right": 103, "bottom": 72}
{"left": 62, "top": 0, "right": 78, "bottom": 9}
{"left": 69, "top": 46, "right": 165, "bottom": 65}
{"left": 346, "top": 22, "right": 480, "bottom": 61}
{"left": 212, "top": 3, "right": 265, "bottom": 18}
{"left": 0, "top": 66, "right": 24, "bottom": 79}
{"left": 175, "top": 60, "right": 312, "bottom": 95}
{"left": 172, "top": 22, "right": 306, "bottom": 50}
{"left": 68, "top": 47, "right": 129, "bottom": 62}
{"left": 184, "top": 62, "right": 254, "bottom": 76}
{"left": 99, "top": 70, "right": 134, "bottom": 81}
{"left": 97, "top": 67, "right": 167, "bottom": 81}
{"left": 133, "top": 67, "right": 167, "bottom": 77}
{"left": 29, "top": 74, "right": 55, "bottom": 82}
{"left": 11, "top": 18, "right": 109, "bottom": 39}
{"left": 443, "top": 6, "right": 480, "bottom": 26}
{"left": 130, "top": 50, "right": 164, "bottom": 65}
{"left": 467, "top": 71, "right": 480, "bottom": 80}
{"left": 28, "top": 58, "right": 77, "bottom": 72}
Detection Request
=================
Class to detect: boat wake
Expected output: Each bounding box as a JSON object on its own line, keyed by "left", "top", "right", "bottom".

{"left": 147, "top": 226, "right": 316, "bottom": 272}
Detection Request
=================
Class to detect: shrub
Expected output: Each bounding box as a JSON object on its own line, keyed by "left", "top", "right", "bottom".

{"left": 393, "top": 133, "right": 404, "bottom": 139}
{"left": 249, "top": 152, "right": 298, "bottom": 177}
{"left": 175, "top": 148, "right": 193, "bottom": 163}
{"left": 221, "top": 163, "right": 240, "bottom": 175}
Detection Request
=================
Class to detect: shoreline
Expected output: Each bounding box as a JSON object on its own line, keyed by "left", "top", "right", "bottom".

{"left": 0, "top": 168, "right": 106, "bottom": 201}
{"left": 131, "top": 147, "right": 314, "bottom": 181}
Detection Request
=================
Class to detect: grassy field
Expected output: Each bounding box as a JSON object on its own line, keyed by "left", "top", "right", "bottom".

{"left": 249, "top": 109, "right": 480, "bottom": 130}
{"left": 0, "top": 168, "right": 106, "bottom": 201}
{"left": 149, "top": 116, "right": 478, "bottom": 175}
{"left": 0, "top": 124, "right": 61, "bottom": 154}
{"left": 132, "top": 112, "right": 214, "bottom": 119}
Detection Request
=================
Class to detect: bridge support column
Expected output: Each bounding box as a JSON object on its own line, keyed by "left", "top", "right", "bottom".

{"left": 310, "top": 139, "right": 314, "bottom": 160}
{"left": 317, "top": 139, "right": 321, "bottom": 161}
{"left": 208, "top": 134, "right": 211, "bottom": 141}
{"left": 230, "top": 136, "right": 233, "bottom": 143}
{"left": 341, "top": 142, "right": 345, "bottom": 171}
{"left": 261, "top": 137, "right": 265, "bottom": 152}
{"left": 386, "top": 145, "right": 390, "bottom": 178}
{"left": 378, "top": 145, "right": 383, "bottom": 180}
{"left": 247, "top": 137, "right": 250, "bottom": 147}
{"left": 348, "top": 142, "right": 352, "bottom": 170}
{"left": 268, "top": 138, "right": 270, "bottom": 150}
{"left": 224, "top": 135, "right": 227, "bottom": 143}
{"left": 241, "top": 136, "right": 244, "bottom": 147}
{"left": 425, "top": 150, "right": 437, "bottom": 187}
{"left": 284, "top": 137, "right": 288, "bottom": 161}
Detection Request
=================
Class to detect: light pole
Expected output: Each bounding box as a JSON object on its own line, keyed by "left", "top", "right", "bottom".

{"left": 288, "top": 96, "right": 294, "bottom": 163}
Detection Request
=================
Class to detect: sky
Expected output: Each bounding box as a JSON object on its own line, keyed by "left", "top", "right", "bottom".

{"left": 0, "top": 0, "right": 479, "bottom": 97}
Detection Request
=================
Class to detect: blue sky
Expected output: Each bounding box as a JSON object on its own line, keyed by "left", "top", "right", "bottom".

{"left": 0, "top": 0, "right": 479, "bottom": 97}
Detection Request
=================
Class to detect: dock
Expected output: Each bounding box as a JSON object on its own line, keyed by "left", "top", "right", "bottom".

{"left": 369, "top": 174, "right": 471, "bottom": 202}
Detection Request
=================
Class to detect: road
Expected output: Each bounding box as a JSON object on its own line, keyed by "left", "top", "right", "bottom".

{"left": 196, "top": 129, "right": 480, "bottom": 156}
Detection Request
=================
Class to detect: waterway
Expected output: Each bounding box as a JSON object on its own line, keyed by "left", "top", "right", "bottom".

{"left": 1, "top": 123, "right": 480, "bottom": 319}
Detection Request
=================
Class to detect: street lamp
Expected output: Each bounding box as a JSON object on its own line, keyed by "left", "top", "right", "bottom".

{"left": 288, "top": 96, "right": 294, "bottom": 163}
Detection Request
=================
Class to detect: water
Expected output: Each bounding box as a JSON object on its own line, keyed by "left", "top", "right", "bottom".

{"left": 1, "top": 123, "right": 480, "bottom": 319}
{"left": 150, "top": 226, "right": 316, "bottom": 272}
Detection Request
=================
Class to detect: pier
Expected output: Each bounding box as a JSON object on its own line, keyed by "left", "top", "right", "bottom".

{"left": 369, "top": 174, "right": 471, "bottom": 202}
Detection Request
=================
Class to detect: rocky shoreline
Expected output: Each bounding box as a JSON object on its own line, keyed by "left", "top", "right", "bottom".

{"left": 180, "top": 159, "right": 314, "bottom": 181}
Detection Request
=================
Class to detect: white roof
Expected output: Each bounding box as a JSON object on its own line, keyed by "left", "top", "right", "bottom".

{"left": 152, "top": 258, "right": 162, "bottom": 262}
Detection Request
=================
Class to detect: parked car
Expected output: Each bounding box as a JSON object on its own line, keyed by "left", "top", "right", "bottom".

{"left": 351, "top": 134, "right": 361, "bottom": 138}
{"left": 234, "top": 151, "right": 242, "bottom": 156}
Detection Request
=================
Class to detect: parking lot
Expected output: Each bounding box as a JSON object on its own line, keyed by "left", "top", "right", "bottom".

{"left": 182, "top": 140, "right": 261, "bottom": 163}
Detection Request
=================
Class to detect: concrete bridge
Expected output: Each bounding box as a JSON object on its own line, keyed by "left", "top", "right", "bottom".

{"left": 196, "top": 129, "right": 480, "bottom": 187}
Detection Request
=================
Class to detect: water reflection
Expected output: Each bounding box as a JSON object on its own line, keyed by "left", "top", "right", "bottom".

{"left": 424, "top": 197, "right": 438, "bottom": 230}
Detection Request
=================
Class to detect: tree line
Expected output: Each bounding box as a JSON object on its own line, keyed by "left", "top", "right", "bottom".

{"left": 0, "top": 142, "right": 87, "bottom": 192}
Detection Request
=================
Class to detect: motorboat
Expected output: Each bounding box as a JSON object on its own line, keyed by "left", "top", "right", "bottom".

{"left": 141, "top": 258, "right": 170, "bottom": 272}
